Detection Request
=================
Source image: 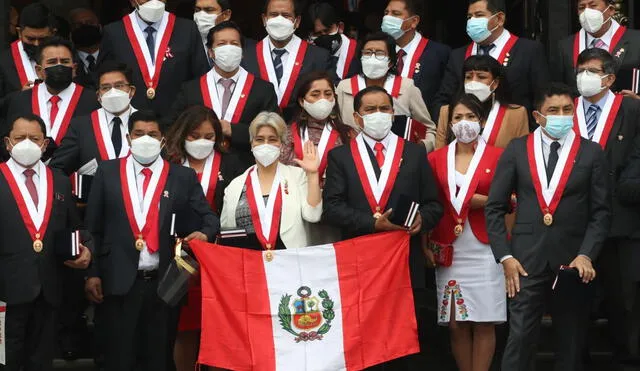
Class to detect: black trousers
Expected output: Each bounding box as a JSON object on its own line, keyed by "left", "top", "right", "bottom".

{"left": 0, "top": 295, "right": 56, "bottom": 371}
{"left": 102, "top": 275, "right": 179, "bottom": 371}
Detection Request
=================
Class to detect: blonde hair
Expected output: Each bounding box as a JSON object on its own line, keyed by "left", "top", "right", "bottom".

{"left": 249, "top": 111, "right": 287, "bottom": 143}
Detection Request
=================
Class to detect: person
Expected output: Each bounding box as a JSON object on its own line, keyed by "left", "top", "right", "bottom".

{"left": 69, "top": 8, "right": 102, "bottom": 89}
{"left": 382, "top": 0, "right": 451, "bottom": 113}
{"left": 221, "top": 111, "right": 322, "bottom": 250}
{"left": 435, "top": 55, "right": 529, "bottom": 149}
{"left": 0, "top": 114, "right": 91, "bottom": 370}
{"left": 193, "top": 0, "right": 232, "bottom": 62}
{"left": 98, "top": 0, "right": 210, "bottom": 117}
{"left": 322, "top": 86, "right": 443, "bottom": 369}
{"left": 84, "top": 110, "right": 219, "bottom": 371}
{"left": 485, "top": 82, "right": 610, "bottom": 370}
{"left": 554, "top": 0, "right": 640, "bottom": 95}
{"left": 241, "top": 0, "right": 335, "bottom": 121}
{"left": 335, "top": 31, "right": 436, "bottom": 151}
{"left": 434, "top": 0, "right": 549, "bottom": 119}
{"left": 426, "top": 93, "right": 505, "bottom": 371}
{"left": 572, "top": 47, "right": 640, "bottom": 368}
{"left": 307, "top": 2, "right": 359, "bottom": 80}
{"left": 169, "top": 21, "right": 278, "bottom": 167}
{"left": 165, "top": 105, "right": 243, "bottom": 371}
{"left": 8, "top": 6, "right": 18, "bottom": 43}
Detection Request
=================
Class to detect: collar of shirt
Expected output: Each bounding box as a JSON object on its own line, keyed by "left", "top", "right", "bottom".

{"left": 132, "top": 154, "right": 163, "bottom": 176}
{"left": 539, "top": 126, "right": 568, "bottom": 149}
{"left": 268, "top": 34, "right": 301, "bottom": 55}
{"left": 212, "top": 67, "right": 241, "bottom": 84}
{"left": 77, "top": 50, "right": 100, "bottom": 62}
{"left": 583, "top": 90, "right": 612, "bottom": 114}
{"left": 362, "top": 131, "right": 395, "bottom": 154}
{"left": 104, "top": 106, "right": 133, "bottom": 130}
{"left": 136, "top": 11, "right": 161, "bottom": 32}
{"left": 42, "top": 82, "right": 76, "bottom": 105}
{"left": 487, "top": 28, "right": 511, "bottom": 57}
{"left": 7, "top": 157, "right": 43, "bottom": 178}
{"left": 586, "top": 19, "right": 620, "bottom": 49}
{"left": 396, "top": 31, "right": 422, "bottom": 55}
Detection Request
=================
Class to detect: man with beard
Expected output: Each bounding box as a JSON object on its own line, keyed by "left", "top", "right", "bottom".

{"left": 69, "top": 8, "right": 103, "bottom": 90}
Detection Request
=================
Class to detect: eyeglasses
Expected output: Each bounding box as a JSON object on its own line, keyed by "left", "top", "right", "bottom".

{"left": 98, "top": 83, "right": 132, "bottom": 93}
{"left": 361, "top": 50, "right": 388, "bottom": 60}
{"left": 576, "top": 67, "right": 605, "bottom": 75}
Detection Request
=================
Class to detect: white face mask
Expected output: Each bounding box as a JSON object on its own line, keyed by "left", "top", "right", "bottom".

{"left": 452, "top": 120, "right": 482, "bottom": 144}
{"left": 464, "top": 80, "right": 494, "bottom": 102}
{"left": 252, "top": 143, "right": 281, "bottom": 167}
{"left": 265, "top": 16, "right": 296, "bottom": 41}
{"left": 10, "top": 139, "right": 43, "bottom": 167}
{"left": 185, "top": 138, "right": 215, "bottom": 160}
{"left": 194, "top": 11, "right": 218, "bottom": 39}
{"left": 361, "top": 55, "right": 390, "bottom": 80}
{"left": 100, "top": 88, "right": 132, "bottom": 114}
{"left": 579, "top": 6, "right": 612, "bottom": 34}
{"left": 136, "top": 0, "right": 165, "bottom": 24}
{"left": 303, "top": 99, "right": 335, "bottom": 121}
{"left": 576, "top": 70, "right": 608, "bottom": 97}
{"left": 360, "top": 111, "right": 393, "bottom": 140}
{"left": 130, "top": 135, "right": 162, "bottom": 164}
{"left": 213, "top": 44, "right": 243, "bottom": 72}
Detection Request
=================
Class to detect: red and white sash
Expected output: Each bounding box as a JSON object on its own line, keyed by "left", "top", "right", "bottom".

{"left": 350, "top": 74, "right": 402, "bottom": 98}
{"left": 31, "top": 83, "right": 83, "bottom": 144}
{"left": 336, "top": 34, "right": 357, "bottom": 79}
{"left": 0, "top": 162, "right": 53, "bottom": 244}
{"left": 184, "top": 151, "right": 222, "bottom": 210}
{"left": 481, "top": 102, "right": 508, "bottom": 146}
{"left": 465, "top": 32, "right": 519, "bottom": 64}
{"left": 573, "top": 92, "right": 623, "bottom": 149}
{"left": 350, "top": 134, "right": 405, "bottom": 214}
{"left": 200, "top": 68, "right": 254, "bottom": 123}
{"left": 573, "top": 21, "right": 626, "bottom": 67}
{"left": 256, "top": 36, "right": 307, "bottom": 109}
{"left": 244, "top": 165, "right": 283, "bottom": 250}
{"left": 291, "top": 122, "right": 340, "bottom": 178}
{"left": 90, "top": 108, "right": 132, "bottom": 161}
{"left": 400, "top": 34, "right": 429, "bottom": 79}
{"left": 9, "top": 41, "right": 37, "bottom": 86}
{"left": 446, "top": 139, "right": 487, "bottom": 224}
{"left": 120, "top": 156, "right": 169, "bottom": 253}
{"left": 122, "top": 11, "right": 176, "bottom": 96}
{"left": 527, "top": 129, "right": 581, "bottom": 219}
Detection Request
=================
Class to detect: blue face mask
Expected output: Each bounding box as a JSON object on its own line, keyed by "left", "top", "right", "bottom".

{"left": 540, "top": 114, "right": 574, "bottom": 139}
{"left": 466, "top": 14, "right": 498, "bottom": 43}
{"left": 381, "top": 15, "right": 413, "bottom": 40}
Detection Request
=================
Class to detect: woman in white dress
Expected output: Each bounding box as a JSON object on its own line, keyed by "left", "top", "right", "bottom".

{"left": 426, "top": 93, "right": 507, "bottom": 371}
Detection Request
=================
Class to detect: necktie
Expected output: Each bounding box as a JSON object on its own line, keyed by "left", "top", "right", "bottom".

{"left": 111, "top": 117, "right": 123, "bottom": 157}
{"left": 24, "top": 169, "right": 38, "bottom": 207}
{"left": 396, "top": 49, "right": 406, "bottom": 75}
{"left": 374, "top": 142, "right": 385, "bottom": 168}
{"left": 49, "top": 95, "right": 61, "bottom": 124}
{"left": 586, "top": 104, "right": 600, "bottom": 140}
{"left": 86, "top": 54, "right": 96, "bottom": 72}
{"left": 144, "top": 26, "right": 156, "bottom": 64}
{"left": 141, "top": 168, "right": 153, "bottom": 197}
{"left": 272, "top": 49, "right": 287, "bottom": 84}
{"left": 592, "top": 38, "right": 606, "bottom": 50}
{"left": 479, "top": 44, "right": 495, "bottom": 56}
{"left": 219, "top": 78, "right": 235, "bottom": 118}
{"left": 546, "top": 141, "right": 560, "bottom": 184}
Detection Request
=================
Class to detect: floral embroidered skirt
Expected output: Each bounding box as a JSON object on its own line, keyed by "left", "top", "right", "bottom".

{"left": 435, "top": 220, "right": 507, "bottom": 325}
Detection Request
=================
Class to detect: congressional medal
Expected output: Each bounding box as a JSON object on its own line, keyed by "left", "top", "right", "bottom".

{"left": 373, "top": 207, "right": 382, "bottom": 219}
{"left": 454, "top": 224, "right": 463, "bottom": 236}
{"left": 135, "top": 235, "right": 145, "bottom": 251}
{"left": 146, "top": 87, "right": 156, "bottom": 100}
{"left": 33, "top": 233, "right": 43, "bottom": 253}
{"left": 543, "top": 213, "right": 553, "bottom": 226}
{"left": 265, "top": 250, "right": 273, "bottom": 262}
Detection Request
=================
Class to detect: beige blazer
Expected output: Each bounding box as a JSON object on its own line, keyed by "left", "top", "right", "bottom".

{"left": 435, "top": 104, "right": 530, "bottom": 149}
{"left": 335, "top": 75, "right": 436, "bottom": 151}
{"left": 221, "top": 163, "right": 322, "bottom": 249}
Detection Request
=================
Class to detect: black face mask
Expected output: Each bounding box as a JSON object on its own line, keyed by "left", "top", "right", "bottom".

{"left": 44, "top": 65, "right": 73, "bottom": 91}
{"left": 22, "top": 43, "right": 38, "bottom": 60}
{"left": 314, "top": 33, "right": 342, "bottom": 55}
{"left": 71, "top": 24, "right": 102, "bottom": 48}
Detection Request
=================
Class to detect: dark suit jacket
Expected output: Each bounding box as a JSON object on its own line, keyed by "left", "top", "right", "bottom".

{"left": 98, "top": 14, "right": 210, "bottom": 117}
{"left": 0, "top": 165, "right": 81, "bottom": 306}
{"left": 0, "top": 48, "right": 33, "bottom": 130}
{"left": 405, "top": 38, "right": 451, "bottom": 114}
{"left": 85, "top": 159, "right": 219, "bottom": 296}
{"left": 554, "top": 28, "right": 640, "bottom": 93}
{"left": 433, "top": 37, "right": 550, "bottom": 120}
{"left": 617, "top": 135, "right": 640, "bottom": 240}
{"left": 485, "top": 134, "right": 610, "bottom": 276}
{"left": 74, "top": 51, "right": 99, "bottom": 90}
{"left": 322, "top": 137, "right": 444, "bottom": 288}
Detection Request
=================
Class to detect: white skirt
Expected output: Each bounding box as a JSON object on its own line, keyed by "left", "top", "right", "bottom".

{"left": 435, "top": 218, "right": 507, "bottom": 325}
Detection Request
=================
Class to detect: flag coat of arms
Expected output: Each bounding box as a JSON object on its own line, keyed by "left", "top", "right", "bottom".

{"left": 190, "top": 231, "right": 419, "bottom": 371}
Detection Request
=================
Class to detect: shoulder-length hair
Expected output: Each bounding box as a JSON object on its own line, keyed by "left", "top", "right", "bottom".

{"left": 165, "top": 106, "right": 224, "bottom": 164}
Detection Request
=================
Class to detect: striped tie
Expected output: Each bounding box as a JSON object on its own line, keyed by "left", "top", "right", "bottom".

{"left": 272, "top": 49, "right": 287, "bottom": 85}
{"left": 586, "top": 104, "right": 600, "bottom": 140}
{"left": 592, "top": 38, "right": 606, "bottom": 50}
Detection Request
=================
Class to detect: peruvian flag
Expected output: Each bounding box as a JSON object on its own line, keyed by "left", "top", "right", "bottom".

{"left": 190, "top": 231, "right": 419, "bottom": 370}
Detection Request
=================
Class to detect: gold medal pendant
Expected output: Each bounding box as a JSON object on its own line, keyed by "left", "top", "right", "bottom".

{"left": 135, "top": 235, "right": 145, "bottom": 251}
{"left": 373, "top": 206, "right": 382, "bottom": 219}
{"left": 33, "top": 233, "right": 43, "bottom": 253}
{"left": 454, "top": 224, "right": 463, "bottom": 236}
{"left": 265, "top": 243, "right": 273, "bottom": 262}
{"left": 543, "top": 213, "right": 553, "bottom": 226}
{"left": 146, "top": 87, "right": 156, "bottom": 100}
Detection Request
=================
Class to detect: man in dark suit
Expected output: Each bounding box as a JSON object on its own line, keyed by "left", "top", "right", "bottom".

{"left": 241, "top": 0, "right": 335, "bottom": 121}
{"left": 433, "top": 0, "right": 549, "bottom": 120}
{"left": 382, "top": 0, "right": 451, "bottom": 113}
{"left": 170, "top": 21, "right": 278, "bottom": 167}
{"left": 485, "top": 83, "right": 610, "bottom": 371}
{"left": 69, "top": 8, "right": 103, "bottom": 90}
{"left": 0, "top": 114, "right": 91, "bottom": 371}
{"left": 553, "top": 0, "right": 640, "bottom": 96}
{"left": 322, "top": 86, "right": 443, "bottom": 370}
{"left": 98, "top": 0, "right": 210, "bottom": 117}
{"left": 193, "top": 0, "right": 232, "bottom": 65}
{"left": 84, "top": 110, "right": 218, "bottom": 371}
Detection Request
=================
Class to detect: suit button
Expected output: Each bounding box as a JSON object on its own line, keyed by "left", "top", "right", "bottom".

{"left": 609, "top": 171, "right": 615, "bottom": 176}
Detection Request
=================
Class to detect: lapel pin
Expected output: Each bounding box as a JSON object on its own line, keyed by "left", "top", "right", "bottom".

{"left": 218, "top": 172, "right": 224, "bottom": 181}
{"left": 240, "top": 94, "right": 246, "bottom": 98}
{"left": 284, "top": 180, "right": 289, "bottom": 195}
{"left": 55, "top": 192, "right": 64, "bottom": 201}
{"left": 618, "top": 135, "right": 624, "bottom": 141}
{"left": 163, "top": 190, "right": 169, "bottom": 198}
{"left": 485, "top": 168, "right": 491, "bottom": 173}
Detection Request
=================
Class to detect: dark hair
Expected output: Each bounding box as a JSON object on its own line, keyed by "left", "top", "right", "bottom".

{"left": 393, "top": 0, "right": 425, "bottom": 17}
{"left": 308, "top": 2, "right": 341, "bottom": 27}
{"left": 35, "top": 36, "right": 75, "bottom": 64}
{"left": 263, "top": 0, "right": 301, "bottom": 17}
{"left": 294, "top": 71, "right": 351, "bottom": 144}
{"left": 359, "top": 31, "right": 397, "bottom": 75}
{"left": 218, "top": 0, "right": 232, "bottom": 10}
{"left": 534, "top": 83, "right": 575, "bottom": 111}
{"left": 19, "top": 3, "right": 56, "bottom": 30}
{"left": 353, "top": 85, "right": 394, "bottom": 112}
{"left": 445, "top": 93, "right": 486, "bottom": 144}
{"left": 96, "top": 61, "right": 133, "bottom": 85}
{"left": 577, "top": 48, "right": 618, "bottom": 75}
{"left": 7, "top": 114, "right": 47, "bottom": 136}
{"left": 165, "top": 106, "right": 224, "bottom": 163}
{"left": 128, "top": 110, "right": 163, "bottom": 133}
{"left": 462, "top": 55, "right": 512, "bottom": 106}
{"left": 207, "top": 20, "right": 245, "bottom": 49}
{"left": 469, "top": 0, "right": 505, "bottom": 13}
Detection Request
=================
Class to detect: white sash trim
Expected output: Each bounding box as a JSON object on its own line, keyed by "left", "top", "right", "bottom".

{"left": 15, "top": 41, "right": 37, "bottom": 82}
{"left": 355, "top": 133, "right": 399, "bottom": 201}
{"left": 261, "top": 36, "right": 302, "bottom": 105}
{"left": 249, "top": 164, "right": 282, "bottom": 239}
{"left": 575, "top": 91, "right": 615, "bottom": 143}
{"left": 532, "top": 128, "right": 576, "bottom": 205}
{"left": 97, "top": 108, "right": 132, "bottom": 159}
{"left": 481, "top": 101, "right": 501, "bottom": 143}
{"left": 126, "top": 11, "right": 170, "bottom": 72}
{"left": 353, "top": 75, "right": 396, "bottom": 96}
{"left": 446, "top": 139, "right": 486, "bottom": 214}
{"left": 336, "top": 34, "right": 352, "bottom": 79}
{"left": 183, "top": 151, "right": 215, "bottom": 195}
{"left": 125, "top": 156, "right": 165, "bottom": 230}
{"left": 206, "top": 68, "right": 249, "bottom": 122}
{"left": 399, "top": 33, "right": 422, "bottom": 76}
{"left": 35, "top": 83, "right": 78, "bottom": 139}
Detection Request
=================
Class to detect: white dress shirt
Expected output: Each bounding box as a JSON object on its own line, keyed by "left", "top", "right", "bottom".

{"left": 7, "top": 158, "right": 42, "bottom": 190}
{"left": 481, "top": 28, "right": 511, "bottom": 59}
{"left": 104, "top": 108, "right": 132, "bottom": 140}
{"left": 268, "top": 35, "right": 302, "bottom": 69}
{"left": 396, "top": 31, "right": 422, "bottom": 70}
{"left": 586, "top": 20, "right": 621, "bottom": 50}
{"left": 540, "top": 127, "right": 568, "bottom": 165}
{"left": 42, "top": 84, "right": 75, "bottom": 119}
{"left": 211, "top": 68, "right": 240, "bottom": 104}
{"left": 132, "top": 156, "right": 163, "bottom": 271}
{"left": 77, "top": 50, "right": 100, "bottom": 73}
{"left": 362, "top": 131, "right": 394, "bottom": 157}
